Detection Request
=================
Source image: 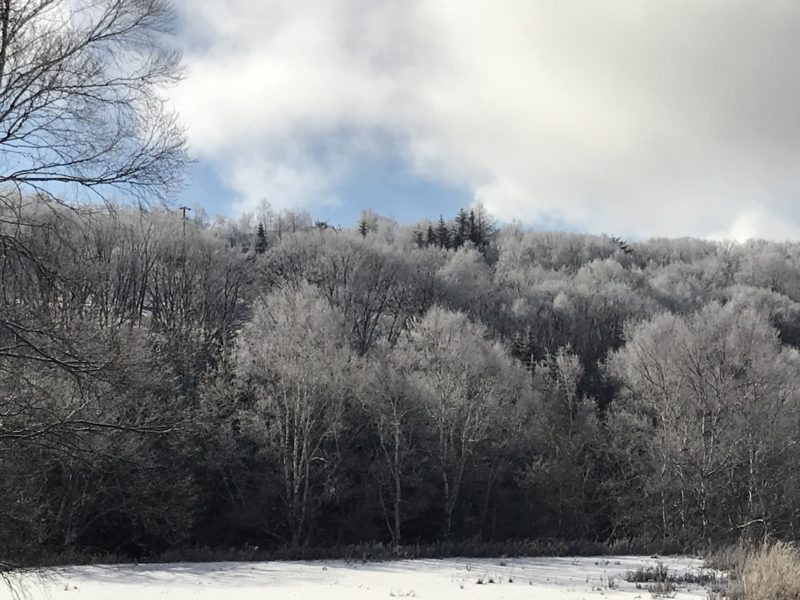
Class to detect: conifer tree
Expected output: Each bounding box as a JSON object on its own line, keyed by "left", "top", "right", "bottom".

{"left": 468, "top": 209, "right": 479, "bottom": 245}
{"left": 358, "top": 217, "right": 370, "bottom": 237}
{"left": 468, "top": 204, "right": 496, "bottom": 253}
{"left": 435, "top": 216, "right": 450, "bottom": 249}
{"left": 255, "top": 222, "right": 268, "bottom": 254}
{"left": 426, "top": 224, "right": 437, "bottom": 247}
{"left": 611, "top": 235, "right": 634, "bottom": 255}
{"left": 452, "top": 208, "right": 470, "bottom": 249}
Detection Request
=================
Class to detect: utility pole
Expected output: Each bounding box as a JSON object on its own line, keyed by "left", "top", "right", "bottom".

{"left": 178, "top": 206, "right": 192, "bottom": 238}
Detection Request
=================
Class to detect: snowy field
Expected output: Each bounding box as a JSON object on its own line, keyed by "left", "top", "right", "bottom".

{"left": 2, "top": 555, "right": 717, "bottom": 599}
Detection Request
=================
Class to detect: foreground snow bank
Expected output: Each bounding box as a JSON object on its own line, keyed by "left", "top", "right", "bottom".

{"left": 2, "top": 555, "right": 716, "bottom": 599}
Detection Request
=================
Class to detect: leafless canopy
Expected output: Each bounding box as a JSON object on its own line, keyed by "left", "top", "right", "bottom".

{"left": 0, "top": 0, "right": 188, "bottom": 205}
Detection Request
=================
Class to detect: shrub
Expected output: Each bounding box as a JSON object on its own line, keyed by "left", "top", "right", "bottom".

{"left": 646, "top": 580, "right": 676, "bottom": 597}
{"left": 626, "top": 563, "right": 669, "bottom": 583}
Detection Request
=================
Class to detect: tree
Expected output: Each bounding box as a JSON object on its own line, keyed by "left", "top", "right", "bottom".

{"left": 0, "top": 0, "right": 187, "bottom": 204}
{"left": 426, "top": 224, "right": 436, "bottom": 247}
{"left": 0, "top": 0, "right": 187, "bottom": 564}
{"left": 452, "top": 208, "right": 470, "bottom": 249}
{"left": 358, "top": 217, "right": 370, "bottom": 237}
{"left": 435, "top": 216, "right": 450, "bottom": 249}
{"left": 468, "top": 204, "right": 496, "bottom": 252}
{"left": 146, "top": 213, "right": 249, "bottom": 395}
{"left": 360, "top": 361, "right": 423, "bottom": 547}
{"left": 437, "top": 248, "right": 496, "bottom": 322}
{"left": 356, "top": 209, "right": 380, "bottom": 239}
{"left": 235, "top": 284, "right": 353, "bottom": 545}
{"left": 520, "top": 350, "right": 601, "bottom": 537}
{"left": 395, "top": 307, "right": 530, "bottom": 538}
{"left": 610, "top": 236, "right": 634, "bottom": 255}
{"left": 255, "top": 222, "right": 268, "bottom": 254}
{"left": 0, "top": 0, "right": 188, "bottom": 457}
{"left": 607, "top": 304, "right": 800, "bottom": 543}
{"left": 511, "top": 326, "right": 539, "bottom": 374}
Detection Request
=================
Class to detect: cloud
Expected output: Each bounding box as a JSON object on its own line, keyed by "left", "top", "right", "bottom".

{"left": 171, "top": 0, "right": 800, "bottom": 239}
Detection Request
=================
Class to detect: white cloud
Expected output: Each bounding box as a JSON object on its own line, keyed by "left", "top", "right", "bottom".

{"left": 709, "top": 206, "right": 800, "bottom": 242}
{"left": 227, "top": 158, "right": 338, "bottom": 214}
{"left": 171, "top": 0, "right": 800, "bottom": 239}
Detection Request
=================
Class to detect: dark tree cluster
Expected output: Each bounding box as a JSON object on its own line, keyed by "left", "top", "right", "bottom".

{"left": 413, "top": 206, "right": 495, "bottom": 252}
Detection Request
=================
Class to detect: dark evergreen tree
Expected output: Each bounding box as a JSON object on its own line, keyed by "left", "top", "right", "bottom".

{"left": 611, "top": 235, "right": 634, "bottom": 255}
{"left": 435, "top": 215, "right": 450, "bottom": 249}
{"left": 358, "top": 217, "right": 370, "bottom": 237}
{"left": 255, "top": 222, "right": 268, "bottom": 254}
{"left": 426, "top": 224, "right": 437, "bottom": 247}
{"left": 468, "top": 204, "right": 496, "bottom": 253}
{"left": 468, "top": 209, "right": 479, "bottom": 245}
{"left": 452, "top": 208, "right": 470, "bottom": 249}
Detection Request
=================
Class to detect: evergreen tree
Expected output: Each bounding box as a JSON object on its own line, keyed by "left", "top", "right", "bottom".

{"left": 468, "top": 209, "right": 479, "bottom": 245}
{"left": 255, "top": 221, "right": 268, "bottom": 254}
{"left": 358, "top": 217, "right": 370, "bottom": 237}
{"left": 611, "top": 235, "right": 634, "bottom": 255}
{"left": 452, "top": 208, "right": 469, "bottom": 249}
{"left": 413, "top": 229, "right": 426, "bottom": 248}
{"left": 468, "top": 204, "right": 496, "bottom": 253}
{"left": 435, "top": 216, "right": 450, "bottom": 249}
{"left": 426, "top": 224, "right": 437, "bottom": 247}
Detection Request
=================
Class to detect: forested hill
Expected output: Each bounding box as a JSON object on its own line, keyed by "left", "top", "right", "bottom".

{"left": 3, "top": 198, "right": 800, "bottom": 561}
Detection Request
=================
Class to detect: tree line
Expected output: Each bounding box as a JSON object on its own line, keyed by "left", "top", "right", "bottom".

{"left": 2, "top": 0, "right": 798, "bottom": 567}
{"left": 2, "top": 197, "right": 800, "bottom": 563}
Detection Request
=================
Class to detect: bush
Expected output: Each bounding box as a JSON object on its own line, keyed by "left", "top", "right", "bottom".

{"left": 646, "top": 580, "right": 676, "bottom": 597}
{"left": 626, "top": 563, "right": 670, "bottom": 583}
{"left": 734, "top": 542, "right": 800, "bottom": 600}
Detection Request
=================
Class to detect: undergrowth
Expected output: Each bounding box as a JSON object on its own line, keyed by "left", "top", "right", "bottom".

{"left": 8, "top": 537, "right": 686, "bottom": 568}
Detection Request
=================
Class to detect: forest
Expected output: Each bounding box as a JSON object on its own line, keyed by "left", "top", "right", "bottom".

{"left": 3, "top": 197, "right": 800, "bottom": 563}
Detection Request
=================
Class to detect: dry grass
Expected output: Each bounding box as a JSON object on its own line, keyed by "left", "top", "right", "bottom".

{"left": 728, "top": 541, "right": 800, "bottom": 600}
{"left": 705, "top": 542, "right": 751, "bottom": 573}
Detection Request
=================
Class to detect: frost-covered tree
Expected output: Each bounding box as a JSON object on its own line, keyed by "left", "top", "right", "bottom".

{"left": 235, "top": 284, "right": 353, "bottom": 544}
{"left": 359, "top": 361, "right": 424, "bottom": 546}
{"left": 395, "top": 307, "right": 530, "bottom": 538}
{"left": 607, "top": 303, "right": 800, "bottom": 543}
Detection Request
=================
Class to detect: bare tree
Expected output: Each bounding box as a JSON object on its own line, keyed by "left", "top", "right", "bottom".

{"left": 0, "top": 0, "right": 188, "bottom": 366}
{"left": 0, "top": 0, "right": 188, "bottom": 402}
{"left": 0, "top": 0, "right": 187, "bottom": 205}
{"left": 0, "top": 2, "right": 186, "bottom": 578}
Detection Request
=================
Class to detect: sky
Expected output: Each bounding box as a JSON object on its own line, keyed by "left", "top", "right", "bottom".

{"left": 169, "top": 1, "right": 800, "bottom": 240}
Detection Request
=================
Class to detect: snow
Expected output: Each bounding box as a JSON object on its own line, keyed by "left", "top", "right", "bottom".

{"left": 2, "top": 555, "right": 717, "bottom": 599}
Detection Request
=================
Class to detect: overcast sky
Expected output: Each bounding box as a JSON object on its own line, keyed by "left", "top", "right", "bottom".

{"left": 170, "top": 1, "right": 800, "bottom": 240}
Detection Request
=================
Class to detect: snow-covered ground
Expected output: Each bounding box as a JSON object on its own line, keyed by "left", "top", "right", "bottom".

{"left": 2, "top": 555, "right": 717, "bottom": 599}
